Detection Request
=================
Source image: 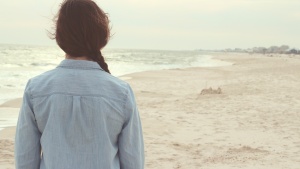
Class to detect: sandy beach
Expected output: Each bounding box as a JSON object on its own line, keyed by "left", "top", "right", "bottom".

{"left": 1, "top": 53, "right": 300, "bottom": 169}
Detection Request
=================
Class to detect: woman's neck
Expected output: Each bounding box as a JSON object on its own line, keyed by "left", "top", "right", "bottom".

{"left": 65, "top": 54, "right": 91, "bottom": 61}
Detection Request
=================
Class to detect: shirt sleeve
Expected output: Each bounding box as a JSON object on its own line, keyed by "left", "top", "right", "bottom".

{"left": 15, "top": 80, "right": 41, "bottom": 169}
{"left": 118, "top": 84, "right": 144, "bottom": 169}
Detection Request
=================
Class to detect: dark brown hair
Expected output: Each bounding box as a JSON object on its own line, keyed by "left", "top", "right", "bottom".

{"left": 52, "top": 0, "right": 110, "bottom": 73}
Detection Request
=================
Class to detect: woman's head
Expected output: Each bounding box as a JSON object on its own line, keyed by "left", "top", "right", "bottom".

{"left": 53, "top": 0, "right": 110, "bottom": 73}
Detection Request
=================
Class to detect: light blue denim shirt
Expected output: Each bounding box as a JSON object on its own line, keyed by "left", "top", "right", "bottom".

{"left": 15, "top": 59, "right": 144, "bottom": 169}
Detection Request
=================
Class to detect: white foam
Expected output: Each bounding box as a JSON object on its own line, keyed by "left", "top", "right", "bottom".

{"left": 193, "top": 55, "right": 233, "bottom": 67}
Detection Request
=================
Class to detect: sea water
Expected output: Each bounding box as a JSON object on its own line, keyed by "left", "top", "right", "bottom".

{"left": 0, "top": 44, "right": 232, "bottom": 105}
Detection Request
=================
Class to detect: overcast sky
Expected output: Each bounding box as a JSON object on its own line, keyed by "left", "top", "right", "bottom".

{"left": 0, "top": 0, "right": 299, "bottom": 50}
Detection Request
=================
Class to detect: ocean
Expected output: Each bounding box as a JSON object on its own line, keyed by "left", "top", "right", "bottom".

{"left": 0, "top": 44, "right": 232, "bottom": 105}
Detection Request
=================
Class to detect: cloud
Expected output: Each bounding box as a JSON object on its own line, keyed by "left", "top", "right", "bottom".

{"left": 1, "top": 0, "right": 300, "bottom": 49}
{"left": 290, "top": 11, "right": 300, "bottom": 19}
{"left": 119, "top": 0, "right": 300, "bottom": 12}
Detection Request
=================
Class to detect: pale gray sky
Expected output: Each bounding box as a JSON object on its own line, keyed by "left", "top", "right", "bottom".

{"left": 0, "top": 0, "right": 299, "bottom": 50}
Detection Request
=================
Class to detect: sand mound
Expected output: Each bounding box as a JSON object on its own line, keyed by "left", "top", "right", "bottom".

{"left": 200, "top": 87, "right": 222, "bottom": 95}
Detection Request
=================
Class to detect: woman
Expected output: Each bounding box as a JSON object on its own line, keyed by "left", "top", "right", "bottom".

{"left": 14, "top": 0, "right": 144, "bottom": 168}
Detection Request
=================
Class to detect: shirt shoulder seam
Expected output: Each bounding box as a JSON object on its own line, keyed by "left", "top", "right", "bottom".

{"left": 31, "top": 92, "right": 125, "bottom": 103}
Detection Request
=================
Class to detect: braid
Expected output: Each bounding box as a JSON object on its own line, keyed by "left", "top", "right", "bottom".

{"left": 89, "top": 51, "right": 110, "bottom": 74}
{"left": 97, "top": 51, "right": 110, "bottom": 74}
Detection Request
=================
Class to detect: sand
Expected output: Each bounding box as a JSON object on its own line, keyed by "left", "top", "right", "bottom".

{"left": 1, "top": 53, "right": 300, "bottom": 169}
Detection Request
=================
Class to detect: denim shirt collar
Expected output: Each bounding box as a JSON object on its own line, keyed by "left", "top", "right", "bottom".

{"left": 57, "top": 59, "right": 104, "bottom": 71}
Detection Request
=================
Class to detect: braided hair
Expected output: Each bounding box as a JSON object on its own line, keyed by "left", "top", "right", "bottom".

{"left": 52, "top": 0, "right": 111, "bottom": 73}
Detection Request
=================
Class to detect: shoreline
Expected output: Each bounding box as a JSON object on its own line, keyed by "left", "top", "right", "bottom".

{"left": 119, "top": 54, "right": 233, "bottom": 81}
{"left": 0, "top": 53, "right": 231, "bottom": 106}
{"left": 0, "top": 53, "right": 233, "bottom": 133}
